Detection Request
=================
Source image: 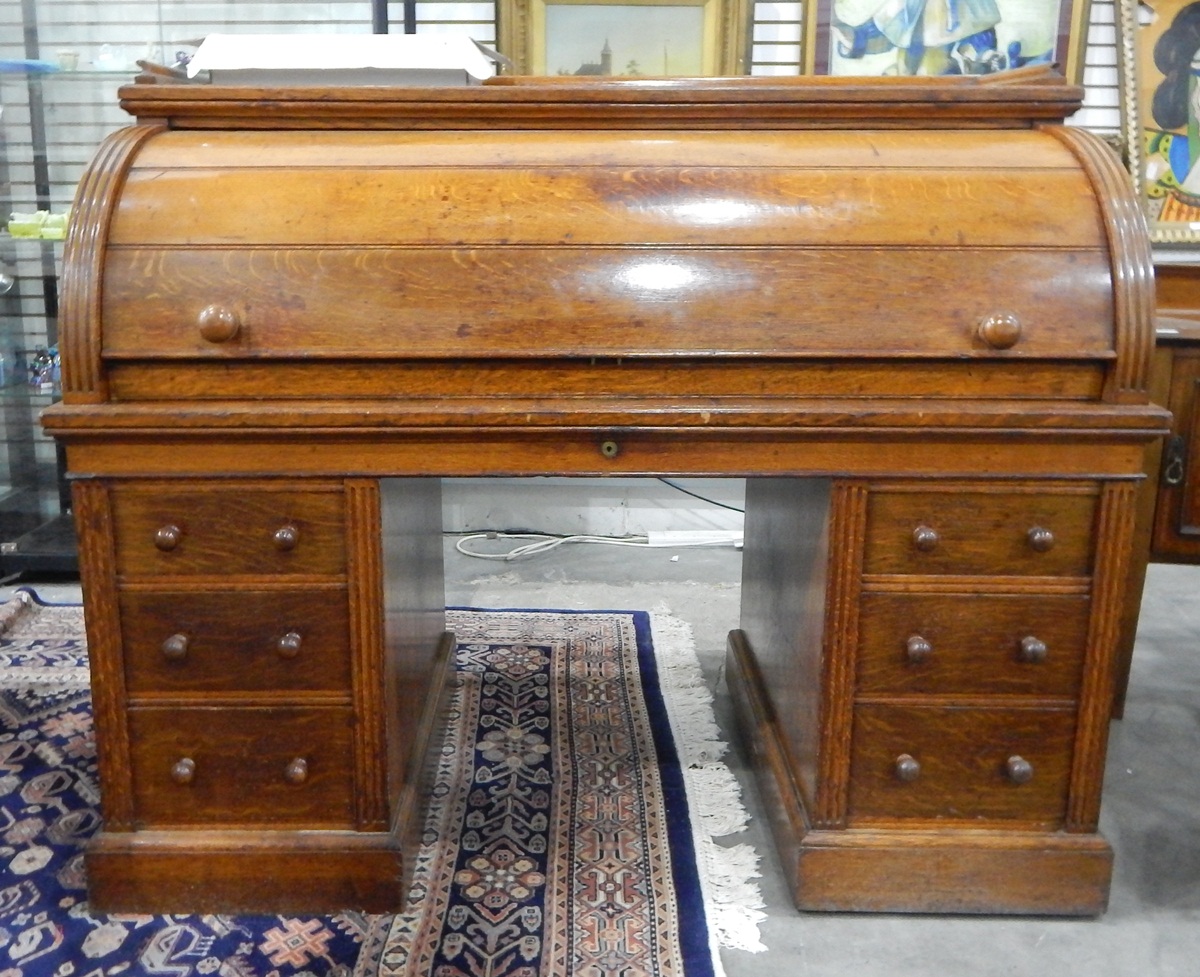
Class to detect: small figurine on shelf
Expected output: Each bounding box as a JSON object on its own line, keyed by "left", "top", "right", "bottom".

{"left": 28, "top": 346, "right": 58, "bottom": 392}
{"left": 6, "top": 209, "right": 70, "bottom": 239}
{"left": 7, "top": 212, "right": 45, "bottom": 238}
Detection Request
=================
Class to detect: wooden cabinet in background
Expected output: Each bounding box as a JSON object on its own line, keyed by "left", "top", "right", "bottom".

{"left": 1152, "top": 331, "right": 1200, "bottom": 558}
{"left": 1148, "top": 265, "right": 1200, "bottom": 561}
{"left": 1112, "top": 267, "right": 1200, "bottom": 718}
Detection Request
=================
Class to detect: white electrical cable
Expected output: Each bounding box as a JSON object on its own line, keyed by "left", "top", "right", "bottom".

{"left": 453, "top": 531, "right": 741, "bottom": 562}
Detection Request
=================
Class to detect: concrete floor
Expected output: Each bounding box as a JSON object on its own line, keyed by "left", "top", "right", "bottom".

{"left": 439, "top": 540, "right": 1200, "bottom": 977}
{"left": 8, "top": 542, "right": 1198, "bottom": 976}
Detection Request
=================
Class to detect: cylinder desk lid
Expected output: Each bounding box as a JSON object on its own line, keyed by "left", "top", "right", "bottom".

{"left": 48, "top": 70, "right": 1163, "bottom": 431}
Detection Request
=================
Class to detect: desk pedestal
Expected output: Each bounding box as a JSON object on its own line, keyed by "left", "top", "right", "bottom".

{"left": 730, "top": 476, "right": 1135, "bottom": 915}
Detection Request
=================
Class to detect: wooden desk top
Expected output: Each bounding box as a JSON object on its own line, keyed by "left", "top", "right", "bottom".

{"left": 118, "top": 68, "right": 1083, "bottom": 130}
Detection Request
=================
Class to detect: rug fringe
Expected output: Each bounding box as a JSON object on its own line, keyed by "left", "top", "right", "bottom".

{"left": 695, "top": 839, "right": 769, "bottom": 954}
{"left": 0, "top": 589, "right": 35, "bottom": 636}
{"left": 0, "top": 596, "right": 91, "bottom": 689}
{"left": 649, "top": 612, "right": 767, "bottom": 962}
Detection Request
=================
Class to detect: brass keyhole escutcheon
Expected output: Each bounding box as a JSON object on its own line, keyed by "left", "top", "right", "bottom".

{"left": 600, "top": 440, "right": 620, "bottom": 459}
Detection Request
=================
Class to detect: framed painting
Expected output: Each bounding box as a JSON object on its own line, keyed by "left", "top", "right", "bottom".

{"left": 803, "top": 0, "right": 1092, "bottom": 81}
{"left": 1126, "top": 0, "right": 1200, "bottom": 243}
{"left": 498, "top": 0, "right": 753, "bottom": 76}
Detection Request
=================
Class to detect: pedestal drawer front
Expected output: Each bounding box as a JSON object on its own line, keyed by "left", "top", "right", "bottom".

{"left": 863, "top": 487, "right": 1097, "bottom": 577}
{"left": 127, "top": 706, "right": 355, "bottom": 827}
{"left": 848, "top": 703, "right": 1076, "bottom": 823}
{"left": 120, "top": 589, "right": 350, "bottom": 694}
{"left": 857, "top": 593, "right": 1090, "bottom": 697}
{"left": 111, "top": 484, "right": 345, "bottom": 578}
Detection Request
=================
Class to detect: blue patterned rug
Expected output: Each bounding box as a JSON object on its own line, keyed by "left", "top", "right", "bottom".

{"left": 0, "top": 593, "right": 762, "bottom": 977}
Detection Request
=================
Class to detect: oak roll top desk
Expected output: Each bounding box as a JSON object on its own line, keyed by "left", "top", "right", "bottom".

{"left": 42, "top": 73, "right": 1170, "bottom": 916}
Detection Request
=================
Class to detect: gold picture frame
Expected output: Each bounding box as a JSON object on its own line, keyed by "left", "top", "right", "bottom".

{"left": 803, "top": 0, "right": 1092, "bottom": 81}
{"left": 497, "top": 0, "right": 752, "bottom": 76}
{"left": 1124, "top": 0, "right": 1200, "bottom": 244}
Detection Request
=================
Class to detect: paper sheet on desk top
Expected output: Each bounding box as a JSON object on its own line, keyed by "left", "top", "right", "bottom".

{"left": 187, "top": 33, "right": 503, "bottom": 84}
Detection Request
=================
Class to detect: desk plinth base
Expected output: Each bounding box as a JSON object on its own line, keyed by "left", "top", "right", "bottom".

{"left": 85, "top": 829, "right": 407, "bottom": 914}
{"left": 725, "top": 631, "right": 1113, "bottom": 916}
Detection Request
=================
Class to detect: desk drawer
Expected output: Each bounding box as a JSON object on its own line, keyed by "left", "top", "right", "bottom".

{"left": 863, "top": 486, "right": 1097, "bottom": 577}
{"left": 848, "top": 703, "right": 1075, "bottom": 824}
{"left": 857, "top": 593, "right": 1090, "bottom": 697}
{"left": 120, "top": 588, "right": 350, "bottom": 695}
{"left": 128, "top": 706, "right": 355, "bottom": 827}
{"left": 111, "top": 482, "right": 345, "bottom": 578}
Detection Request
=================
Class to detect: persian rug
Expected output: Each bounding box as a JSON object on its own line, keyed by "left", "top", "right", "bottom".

{"left": 0, "top": 592, "right": 764, "bottom": 977}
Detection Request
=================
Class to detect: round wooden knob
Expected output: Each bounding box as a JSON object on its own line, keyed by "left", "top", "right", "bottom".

{"left": 1019, "top": 636, "right": 1048, "bottom": 664}
{"left": 1026, "top": 526, "right": 1055, "bottom": 552}
{"left": 1006, "top": 755, "right": 1034, "bottom": 785}
{"left": 161, "top": 633, "right": 190, "bottom": 661}
{"left": 284, "top": 757, "right": 309, "bottom": 785}
{"left": 154, "top": 524, "right": 182, "bottom": 551}
{"left": 912, "top": 525, "right": 940, "bottom": 552}
{"left": 276, "top": 631, "right": 302, "bottom": 659}
{"left": 894, "top": 754, "right": 921, "bottom": 782}
{"left": 905, "top": 635, "right": 933, "bottom": 664}
{"left": 197, "top": 304, "right": 241, "bottom": 343}
{"left": 170, "top": 757, "right": 196, "bottom": 785}
{"left": 273, "top": 525, "right": 299, "bottom": 551}
{"left": 978, "top": 312, "right": 1022, "bottom": 350}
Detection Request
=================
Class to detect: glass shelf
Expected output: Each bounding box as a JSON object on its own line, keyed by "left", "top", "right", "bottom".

{"left": 29, "top": 68, "right": 143, "bottom": 77}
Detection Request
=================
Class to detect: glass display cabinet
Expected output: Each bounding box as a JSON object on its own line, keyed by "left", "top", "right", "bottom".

{"left": 0, "top": 1, "right": 412, "bottom": 576}
{"left": 0, "top": 66, "right": 126, "bottom": 574}
{"left": 2, "top": 0, "right": 174, "bottom": 575}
